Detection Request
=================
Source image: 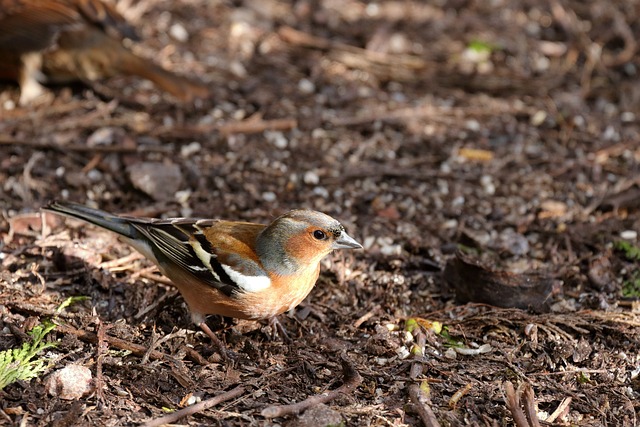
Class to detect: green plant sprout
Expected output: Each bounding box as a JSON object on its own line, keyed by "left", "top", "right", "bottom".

{"left": 0, "top": 321, "right": 57, "bottom": 390}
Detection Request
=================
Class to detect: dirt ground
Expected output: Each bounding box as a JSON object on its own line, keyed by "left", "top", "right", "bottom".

{"left": 1, "top": 0, "right": 640, "bottom": 425}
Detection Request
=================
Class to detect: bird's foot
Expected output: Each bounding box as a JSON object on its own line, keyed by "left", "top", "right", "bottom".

{"left": 198, "top": 321, "right": 238, "bottom": 362}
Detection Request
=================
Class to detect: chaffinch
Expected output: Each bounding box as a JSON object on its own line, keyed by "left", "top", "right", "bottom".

{"left": 42, "top": 201, "right": 362, "bottom": 347}
{"left": 0, "top": 0, "right": 209, "bottom": 104}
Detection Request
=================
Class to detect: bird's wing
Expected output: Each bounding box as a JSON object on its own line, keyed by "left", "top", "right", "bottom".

{"left": 0, "top": 0, "right": 136, "bottom": 51}
{"left": 130, "top": 218, "right": 270, "bottom": 297}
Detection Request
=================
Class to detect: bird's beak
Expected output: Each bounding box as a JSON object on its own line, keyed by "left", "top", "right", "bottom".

{"left": 334, "top": 232, "right": 363, "bottom": 249}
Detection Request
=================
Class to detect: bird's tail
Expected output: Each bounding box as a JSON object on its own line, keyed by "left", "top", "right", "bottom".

{"left": 42, "top": 201, "right": 137, "bottom": 239}
{"left": 117, "top": 51, "right": 211, "bottom": 102}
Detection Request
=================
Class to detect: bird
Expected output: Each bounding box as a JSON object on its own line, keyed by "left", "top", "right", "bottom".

{"left": 0, "top": 0, "right": 209, "bottom": 105}
{"left": 42, "top": 201, "right": 362, "bottom": 353}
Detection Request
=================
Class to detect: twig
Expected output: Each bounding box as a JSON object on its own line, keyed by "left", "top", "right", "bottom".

{"left": 147, "top": 116, "right": 298, "bottom": 139}
{"left": 278, "top": 26, "right": 426, "bottom": 69}
{"left": 261, "top": 353, "right": 362, "bottom": 418}
{"left": 545, "top": 397, "right": 572, "bottom": 423}
{"left": 407, "top": 328, "right": 440, "bottom": 427}
{"left": 137, "top": 269, "right": 176, "bottom": 286}
{"left": 81, "top": 153, "right": 103, "bottom": 174}
{"left": 0, "top": 136, "right": 172, "bottom": 154}
{"left": 217, "top": 117, "right": 297, "bottom": 136}
{"left": 141, "top": 328, "right": 188, "bottom": 364}
{"left": 134, "top": 289, "right": 176, "bottom": 320}
{"left": 353, "top": 309, "right": 376, "bottom": 328}
{"left": 99, "top": 252, "right": 145, "bottom": 270}
{"left": 0, "top": 408, "right": 12, "bottom": 424}
{"left": 95, "top": 319, "right": 110, "bottom": 404}
{"left": 55, "top": 322, "right": 208, "bottom": 365}
{"left": 504, "top": 382, "right": 530, "bottom": 427}
{"left": 603, "top": 8, "right": 637, "bottom": 67}
{"left": 142, "top": 386, "right": 245, "bottom": 427}
{"left": 7, "top": 301, "right": 81, "bottom": 320}
{"left": 408, "top": 384, "right": 441, "bottom": 427}
{"left": 522, "top": 384, "right": 541, "bottom": 427}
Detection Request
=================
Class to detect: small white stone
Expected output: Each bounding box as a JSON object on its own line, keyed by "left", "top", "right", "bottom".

{"left": 262, "top": 191, "right": 277, "bottom": 202}
{"left": 298, "top": 78, "right": 316, "bottom": 94}
{"left": 303, "top": 171, "right": 320, "bottom": 185}
{"left": 186, "top": 395, "right": 201, "bottom": 405}
{"left": 175, "top": 189, "right": 191, "bottom": 204}
{"left": 87, "top": 169, "right": 103, "bottom": 182}
{"left": 233, "top": 109, "right": 246, "bottom": 120}
{"left": 313, "top": 186, "right": 329, "bottom": 198}
{"left": 265, "top": 131, "right": 288, "bottom": 149}
{"left": 363, "top": 236, "right": 376, "bottom": 250}
{"left": 440, "top": 162, "right": 452, "bottom": 174}
{"left": 465, "top": 119, "right": 481, "bottom": 132}
{"left": 169, "top": 23, "right": 189, "bottom": 42}
{"left": 180, "top": 141, "right": 201, "bottom": 158}
{"left": 396, "top": 346, "right": 411, "bottom": 359}
{"left": 375, "top": 357, "right": 389, "bottom": 365}
{"left": 229, "top": 60, "right": 248, "bottom": 78}
{"left": 603, "top": 125, "right": 619, "bottom": 141}
{"left": 451, "top": 195, "right": 465, "bottom": 207}
{"left": 365, "top": 3, "right": 380, "bottom": 16}
{"left": 480, "top": 175, "right": 495, "bottom": 195}
{"left": 620, "top": 230, "right": 638, "bottom": 240}
{"left": 311, "top": 128, "right": 327, "bottom": 139}
{"left": 621, "top": 112, "right": 635, "bottom": 123}
{"left": 442, "top": 219, "right": 458, "bottom": 229}
{"left": 530, "top": 110, "right": 547, "bottom": 126}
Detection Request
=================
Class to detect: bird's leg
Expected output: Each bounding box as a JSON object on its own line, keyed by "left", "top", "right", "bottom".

{"left": 19, "top": 52, "right": 47, "bottom": 105}
{"left": 268, "top": 317, "right": 292, "bottom": 343}
{"left": 198, "top": 321, "right": 238, "bottom": 362}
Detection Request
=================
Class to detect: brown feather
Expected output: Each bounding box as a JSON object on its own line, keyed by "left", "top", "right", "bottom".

{"left": 0, "top": 0, "right": 209, "bottom": 103}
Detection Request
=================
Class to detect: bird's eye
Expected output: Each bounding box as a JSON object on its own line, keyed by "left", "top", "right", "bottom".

{"left": 312, "top": 230, "right": 327, "bottom": 240}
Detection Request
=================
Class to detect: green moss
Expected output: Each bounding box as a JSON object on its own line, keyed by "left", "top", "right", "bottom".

{"left": 614, "top": 240, "right": 640, "bottom": 261}
{"left": 621, "top": 271, "right": 640, "bottom": 298}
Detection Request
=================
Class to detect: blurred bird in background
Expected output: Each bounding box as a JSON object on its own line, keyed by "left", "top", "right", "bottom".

{"left": 0, "top": 0, "right": 210, "bottom": 104}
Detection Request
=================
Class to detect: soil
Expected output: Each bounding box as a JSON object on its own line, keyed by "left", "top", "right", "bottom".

{"left": 1, "top": 0, "right": 640, "bottom": 426}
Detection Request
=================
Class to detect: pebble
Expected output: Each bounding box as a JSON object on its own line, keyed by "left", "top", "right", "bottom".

{"left": 530, "top": 110, "right": 547, "bottom": 126}
{"left": 290, "top": 404, "right": 343, "bottom": 427}
{"left": 170, "top": 23, "right": 189, "bottom": 42}
{"left": 180, "top": 142, "right": 201, "bottom": 158}
{"left": 480, "top": 175, "right": 495, "bottom": 195}
{"left": 298, "top": 78, "right": 316, "bottom": 94}
{"left": 498, "top": 228, "right": 530, "bottom": 256}
{"left": 262, "top": 191, "right": 277, "bottom": 202}
{"left": 127, "top": 161, "right": 183, "bottom": 201}
{"left": 465, "top": 119, "right": 481, "bottom": 132}
{"left": 312, "top": 186, "right": 329, "bottom": 198}
{"left": 186, "top": 395, "right": 201, "bottom": 405}
{"left": 87, "top": 127, "right": 122, "bottom": 146}
{"left": 303, "top": 171, "right": 320, "bottom": 185}
{"left": 45, "top": 365, "right": 93, "bottom": 400}
{"left": 621, "top": 112, "right": 635, "bottom": 123}
{"left": 265, "top": 131, "right": 288, "bottom": 149}
{"left": 620, "top": 230, "right": 637, "bottom": 240}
